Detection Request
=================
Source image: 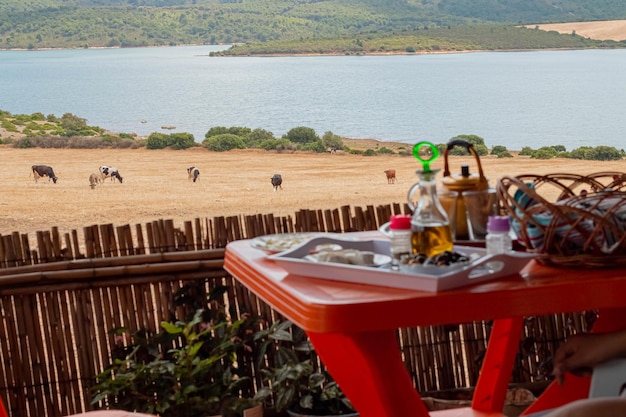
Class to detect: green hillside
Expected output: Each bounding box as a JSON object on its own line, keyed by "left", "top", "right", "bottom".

{"left": 1, "top": 0, "right": 625, "bottom": 50}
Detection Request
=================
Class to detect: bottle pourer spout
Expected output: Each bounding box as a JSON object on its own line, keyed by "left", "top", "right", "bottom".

{"left": 412, "top": 141, "right": 439, "bottom": 172}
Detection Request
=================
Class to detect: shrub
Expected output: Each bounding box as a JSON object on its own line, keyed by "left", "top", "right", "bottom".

{"left": 68, "top": 137, "right": 102, "bottom": 149}
{"left": 302, "top": 140, "right": 327, "bottom": 153}
{"left": 1, "top": 120, "right": 19, "bottom": 132}
{"left": 202, "top": 134, "right": 246, "bottom": 152}
{"left": 284, "top": 126, "right": 319, "bottom": 144}
{"left": 244, "top": 128, "right": 275, "bottom": 148}
{"left": 321, "top": 131, "right": 344, "bottom": 150}
{"left": 519, "top": 146, "right": 534, "bottom": 156}
{"left": 168, "top": 132, "right": 196, "bottom": 150}
{"left": 377, "top": 146, "right": 395, "bottom": 154}
{"left": 259, "top": 138, "right": 289, "bottom": 151}
{"left": 14, "top": 138, "right": 33, "bottom": 148}
{"left": 146, "top": 133, "right": 169, "bottom": 149}
{"left": 531, "top": 146, "right": 558, "bottom": 159}
{"left": 567, "top": 145, "right": 624, "bottom": 161}
{"left": 205, "top": 126, "right": 231, "bottom": 138}
{"left": 445, "top": 135, "right": 489, "bottom": 156}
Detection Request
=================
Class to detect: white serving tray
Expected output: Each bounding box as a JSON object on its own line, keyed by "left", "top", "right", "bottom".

{"left": 268, "top": 236, "right": 536, "bottom": 292}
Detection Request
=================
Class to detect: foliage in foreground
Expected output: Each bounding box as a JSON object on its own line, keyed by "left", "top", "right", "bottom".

{"left": 92, "top": 284, "right": 262, "bottom": 417}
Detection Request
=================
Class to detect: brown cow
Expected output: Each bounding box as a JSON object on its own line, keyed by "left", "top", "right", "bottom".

{"left": 89, "top": 173, "right": 101, "bottom": 189}
{"left": 384, "top": 169, "right": 397, "bottom": 184}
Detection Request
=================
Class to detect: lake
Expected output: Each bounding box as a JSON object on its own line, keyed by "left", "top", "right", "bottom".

{"left": 1, "top": 45, "right": 625, "bottom": 151}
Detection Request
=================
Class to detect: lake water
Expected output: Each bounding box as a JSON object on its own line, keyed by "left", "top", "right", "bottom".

{"left": 1, "top": 45, "right": 626, "bottom": 151}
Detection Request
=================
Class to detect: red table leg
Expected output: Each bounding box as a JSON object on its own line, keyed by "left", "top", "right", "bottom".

{"left": 472, "top": 317, "right": 524, "bottom": 413}
{"left": 0, "top": 396, "right": 7, "bottom": 417}
{"left": 308, "top": 329, "right": 431, "bottom": 417}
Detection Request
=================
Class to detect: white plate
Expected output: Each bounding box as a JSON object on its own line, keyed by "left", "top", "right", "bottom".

{"left": 250, "top": 233, "right": 323, "bottom": 253}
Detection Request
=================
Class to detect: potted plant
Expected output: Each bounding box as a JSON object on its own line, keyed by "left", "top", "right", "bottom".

{"left": 92, "top": 284, "right": 263, "bottom": 417}
{"left": 253, "top": 321, "right": 358, "bottom": 417}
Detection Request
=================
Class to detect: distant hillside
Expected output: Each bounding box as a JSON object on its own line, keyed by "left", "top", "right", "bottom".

{"left": 1, "top": 0, "right": 626, "bottom": 50}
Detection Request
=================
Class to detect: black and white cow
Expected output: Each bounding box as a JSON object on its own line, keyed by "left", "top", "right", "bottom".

{"left": 99, "top": 166, "right": 123, "bottom": 183}
{"left": 31, "top": 165, "right": 58, "bottom": 183}
{"left": 271, "top": 174, "right": 283, "bottom": 191}
{"left": 187, "top": 166, "right": 200, "bottom": 183}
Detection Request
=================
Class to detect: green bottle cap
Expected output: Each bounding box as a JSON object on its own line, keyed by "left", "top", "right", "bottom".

{"left": 412, "top": 142, "right": 439, "bottom": 172}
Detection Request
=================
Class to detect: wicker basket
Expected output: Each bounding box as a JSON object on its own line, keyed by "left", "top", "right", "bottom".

{"left": 496, "top": 172, "right": 626, "bottom": 268}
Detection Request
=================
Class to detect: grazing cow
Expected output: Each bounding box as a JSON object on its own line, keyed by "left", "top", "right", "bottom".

{"left": 384, "top": 169, "right": 397, "bottom": 184}
{"left": 99, "top": 166, "right": 123, "bottom": 183}
{"left": 89, "top": 173, "right": 101, "bottom": 189}
{"left": 31, "top": 165, "right": 58, "bottom": 183}
{"left": 187, "top": 166, "right": 200, "bottom": 183}
{"left": 271, "top": 174, "right": 283, "bottom": 191}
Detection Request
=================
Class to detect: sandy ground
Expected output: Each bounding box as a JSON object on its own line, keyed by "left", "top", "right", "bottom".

{"left": 527, "top": 19, "right": 626, "bottom": 41}
{"left": 2, "top": 142, "right": 624, "bottom": 241}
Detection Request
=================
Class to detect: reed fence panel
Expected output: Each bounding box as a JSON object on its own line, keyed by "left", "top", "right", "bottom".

{"left": 0, "top": 203, "right": 591, "bottom": 416}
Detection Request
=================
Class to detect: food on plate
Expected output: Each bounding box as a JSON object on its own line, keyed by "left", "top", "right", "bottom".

{"left": 308, "top": 249, "right": 376, "bottom": 266}
{"left": 401, "top": 251, "right": 472, "bottom": 267}
{"left": 309, "top": 243, "right": 344, "bottom": 254}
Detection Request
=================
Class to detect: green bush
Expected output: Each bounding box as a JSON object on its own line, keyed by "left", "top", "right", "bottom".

{"left": 519, "top": 146, "right": 534, "bottom": 156}
{"left": 205, "top": 126, "right": 252, "bottom": 139}
{"left": 531, "top": 146, "right": 558, "bottom": 159}
{"left": 321, "top": 131, "right": 344, "bottom": 151}
{"left": 1, "top": 120, "right": 19, "bottom": 132}
{"left": 14, "top": 138, "right": 33, "bottom": 148}
{"left": 444, "top": 135, "right": 489, "bottom": 156}
{"left": 244, "top": 128, "right": 275, "bottom": 148}
{"left": 146, "top": 133, "right": 169, "bottom": 149}
{"left": 259, "top": 138, "right": 290, "bottom": 151}
{"left": 203, "top": 134, "right": 246, "bottom": 152}
{"left": 377, "top": 146, "right": 395, "bottom": 154}
{"left": 302, "top": 140, "right": 327, "bottom": 153}
{"left": 284, "top": 126, "right": 319, "bottom": 144}
{"left": 567, "top": 145, "right": 624, "bottom": 161}
{"left": 168, "top": 132, "right": 196, "bottom": 150}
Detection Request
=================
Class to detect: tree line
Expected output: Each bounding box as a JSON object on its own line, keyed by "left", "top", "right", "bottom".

{"left": 1, "top": 110, "right": 622, "bottom": 161}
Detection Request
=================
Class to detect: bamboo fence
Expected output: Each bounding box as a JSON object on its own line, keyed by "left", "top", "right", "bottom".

{"left": 0, "top": 203, "right": 592, "bottom": 417}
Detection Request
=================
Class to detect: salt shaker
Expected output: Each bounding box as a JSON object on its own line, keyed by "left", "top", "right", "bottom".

{"left": 486, "top": 216, "right": 512, "bottom": 255}
{"left": 389, "top": 214, "right": 412, "bottom": 270}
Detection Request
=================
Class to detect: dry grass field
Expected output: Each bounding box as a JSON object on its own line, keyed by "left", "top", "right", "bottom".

{"left": 528, "top": 19, "right": 626, "bottom": 41}
{"left": 2, "top": 141, "right": 624, "bottom": 241}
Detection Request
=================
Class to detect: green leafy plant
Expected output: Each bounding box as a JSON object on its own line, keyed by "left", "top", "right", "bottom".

{"left": 254, "top": 321, "right": 356, "bottom": 416}
{"left": 92, "top": 284, "right": 262, "bottom": 417}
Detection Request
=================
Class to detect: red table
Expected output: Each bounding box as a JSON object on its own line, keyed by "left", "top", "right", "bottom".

{"left": 224, "top": 231, "right": 626, "bottom": 417}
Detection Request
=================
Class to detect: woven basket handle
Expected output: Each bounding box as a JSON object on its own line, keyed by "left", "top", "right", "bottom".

{"left": 443, "top": 138, "right": 487, "bottom": 183}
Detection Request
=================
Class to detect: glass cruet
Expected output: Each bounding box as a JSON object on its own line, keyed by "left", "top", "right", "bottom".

{"left": 407, "top": 142, "right": 454, "bottom": 257}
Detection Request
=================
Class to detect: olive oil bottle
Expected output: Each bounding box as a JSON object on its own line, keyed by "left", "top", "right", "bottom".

{"left": 407, "top": 142, "right": 454, "bottom": 257}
